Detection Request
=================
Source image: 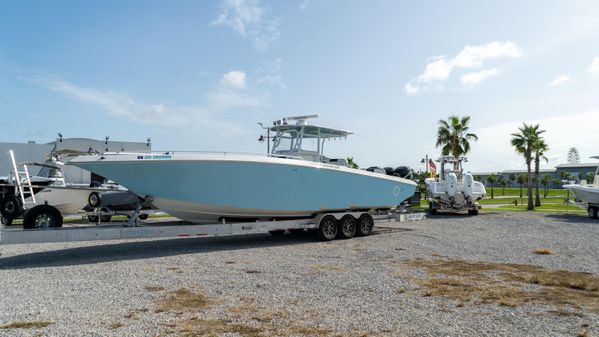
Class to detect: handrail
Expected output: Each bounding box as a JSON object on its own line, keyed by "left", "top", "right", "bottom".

{"left": 96, "top": 150, "right": 303, "bottom": 160}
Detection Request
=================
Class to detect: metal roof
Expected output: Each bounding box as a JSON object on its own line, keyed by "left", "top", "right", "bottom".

{"left": 555, "top": 163, "right": 598, "bottom": 168}
{"left": 270, "top": 124, "right": 353, "bottom": 138}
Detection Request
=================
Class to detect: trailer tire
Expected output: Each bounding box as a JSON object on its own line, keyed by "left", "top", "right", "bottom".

{"left": 356, "top": 213, "right": 374, "bottom": 236}
{"left": 337, "top": 215, "right": 357, "bottom": 239}
{"left": 1, "top": 196, "right": 23, "bottom": 219}
{"left": 588, "top": 206, "right": 598, "bottom": 219}
{"left": 317, "top": 215, "right": 338, "bottom": 241}
{"left": 268, "top": 230, "right": 286, "bottom": 236}
{"left": 468, "top": 209, "right": 479, "bottom": 216}
{"left": 139, "top": 213, "right": 149, "bottom": 220}
{"left": 1, "top": 216, "right": 13, "bottom": 226}
{"left": 23, "top": 205, "right": 63, "bottom": 229}
{"left": 88, "top": 215, "right": 99, "bottom": 223}
{"left": 88, "top": 192, "right": 102, "bottom": 208}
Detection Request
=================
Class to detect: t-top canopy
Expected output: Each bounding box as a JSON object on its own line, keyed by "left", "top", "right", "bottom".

{"left": 269, "top": 124, "right": 353, "bottom": 139}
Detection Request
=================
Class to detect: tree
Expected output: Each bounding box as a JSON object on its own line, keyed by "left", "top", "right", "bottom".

{"left": 578, "top": 172, "right": 587, "bottom": 182}
{"left": 587, "top": 172, "right": 596, "bottom": 184}
{"left": 511, "top": 123, "right": 545, "bottom": 210}
{"left": 508, "top": 173, "right": 516, "bottom": 187}
{"left": 436, "top": 115, "right": 479, "bottom": 167}
{"left": 541, "top": 174, "right": 551, "bottom": 197}
{"left": 517, "top": 174, "right": 527, "bottom": 198}
{"left": 498, "top": 176, "right": 508, "bottom": 195}
{"left": 533, "top": 138, "right": 549, "bottom": 207}
{"left": 487, "top": 174, "right": 496, "bottom": 199}
{"left": 346, "top": 157, "right": 359, "bottom": 169}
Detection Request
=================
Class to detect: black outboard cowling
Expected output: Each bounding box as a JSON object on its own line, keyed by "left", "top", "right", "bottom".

{"left": 383, "top": 167, "right": 395, "bottom": 175}
{"left": 367, "top": 166, "right": 381, "bottom": 172}
{"left": 393, "top": 166, "right": 412, "bottom": 179}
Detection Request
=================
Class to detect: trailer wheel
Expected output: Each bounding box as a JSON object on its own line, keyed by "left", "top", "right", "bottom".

{"left": 337, "top": 215, "right": 357, "bottom": 239}
{"left": 88, "top": 215, "right": 99, "bottom": 223}
{"left": 588, "top": 206, "right": 598, "bottom": 219}
{"left": 317, "top": 215, "right": 338, "bottom": 241}
{"left": 1, "top": 216, "right": 13, "bottom": 226}
{"left": 428, "top": 202, "right": 438, "bottom": 215}
{"left": 356, "top": 213, "right": 374, "bottom": 236}
{"left": 1, "top": 196, "right": 24, "bottom": 219}
{"left": 23, "top": 205, "right": 63, "bottom": 229}
{"left": 88, "top": 192, "right": 102, "bottom": 208}
{"left": 139, "top": 213, "right": 149, "bottom": 220}
{"left": 468, "top": 209, "right": 479, "bottom": 216}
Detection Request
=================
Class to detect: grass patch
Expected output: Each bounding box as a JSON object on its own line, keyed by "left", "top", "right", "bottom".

{"left": 533, "top": 247, "right": 555, "bottom": 255}
{"left": 0, "top": 321, "right": 53, "bottom": 329}
{"left": 144, "top": 285, "right": 165, "bottom": 292}
{"left": 310, "top": 264, "right": 348, "bottom": 272}
{"left": 155, "top": 288, "right": 211, "bottom": 313}
{"left": 404, "top": 258, "right": 599, "bottom": 313}
{"left": 109, "top": 322, "right": 124, "bottom": 329}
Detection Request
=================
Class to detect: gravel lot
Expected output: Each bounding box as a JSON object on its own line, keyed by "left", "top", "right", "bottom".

{"left": 0, "top": 211, "right": 597, "bottom": 337}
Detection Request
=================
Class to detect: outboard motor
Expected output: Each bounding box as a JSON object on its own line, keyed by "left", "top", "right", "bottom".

{"left": 447, "top": 172, "right": 458, "bottom": 200}
{"left": 463, "top": 172, "right": 474, "bottom": 201}
{"left": 384, "top": 167, "right": 395, "bottom": 176}
{"left": 393, "top": 166, "right": 412, "bottom": 179}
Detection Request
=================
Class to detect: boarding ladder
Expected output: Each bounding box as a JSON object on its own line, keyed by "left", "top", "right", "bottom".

{"left": 8, "top": 149, "right": 37, "bottom": 206}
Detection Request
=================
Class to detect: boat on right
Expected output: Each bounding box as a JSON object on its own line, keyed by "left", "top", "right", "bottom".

{"left": 564, "top": 156, "right": 599, "bottom": 219}
{"left": 425, "top": 156, "right": 486, "bottom": 215}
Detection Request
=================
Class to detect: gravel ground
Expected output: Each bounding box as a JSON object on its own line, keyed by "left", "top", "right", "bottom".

{"left": 0, "top": 211, "right": 597, "bottom": 337}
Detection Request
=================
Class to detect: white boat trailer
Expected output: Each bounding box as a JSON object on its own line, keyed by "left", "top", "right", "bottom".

{"left": 0, "top": 211, "right": 425, "bottom": 245}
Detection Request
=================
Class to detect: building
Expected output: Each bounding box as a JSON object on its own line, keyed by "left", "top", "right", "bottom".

{"left": 0, "top": 137, "right": 151, "bottom": 184}
{"left": 472, "top": 162, "right": 598, "bottom": 189}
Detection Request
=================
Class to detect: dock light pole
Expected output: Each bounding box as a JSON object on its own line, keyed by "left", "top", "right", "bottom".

{"left": 257, "top": 123, "right": 271, "bottom": 154}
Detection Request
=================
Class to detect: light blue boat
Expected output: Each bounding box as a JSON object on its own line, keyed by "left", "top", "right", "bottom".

{"left": 69, "top": 115, "right": 416, "bottom": 223}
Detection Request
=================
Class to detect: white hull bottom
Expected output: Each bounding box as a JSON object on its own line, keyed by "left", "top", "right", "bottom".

{"left": 153, "top": 197, "right": 390, "bottom": 223}
{"left": 567, "top": 186, "right": 599, "bottom": 205}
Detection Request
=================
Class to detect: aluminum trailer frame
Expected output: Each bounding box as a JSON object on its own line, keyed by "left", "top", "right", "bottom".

{"left": 0, "top": 212, "right": 418, "bottom": 245}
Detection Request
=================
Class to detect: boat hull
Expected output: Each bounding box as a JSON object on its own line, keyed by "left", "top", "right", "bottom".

{"left": 566, "top": 185, "right": 599, "bottom": 205}
{"left": 70, "top": 154, "right": 417, "bottom": 223}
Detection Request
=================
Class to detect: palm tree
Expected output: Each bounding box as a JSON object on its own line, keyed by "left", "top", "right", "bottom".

{"left": 517, "top": 174, "right": 527, "bottom": 198}
{"left": 511, "top": 123, "right": 545, "bottom": 210}
{"left": 498, "top": 176, "right": 507, "bottom": 195}
{"left": 541, "top": 174, "right": 551, "bottom": 197}
{"left": 436, "top": 115, "right": 478, "bottom": 167}
{"left": 346, "top": 157, "right": 359, "bottom": 169}
{"left": 587, "top": 172, "right": 596, "bottom": 184}
{"left": 533, "top": 138, "right": 549, "bottom": 207}
{"left": 487, "top": 174, "right": 496, "bottom": 199}
{"left": 508, "top": 173, "right": 516, "bottom": 187}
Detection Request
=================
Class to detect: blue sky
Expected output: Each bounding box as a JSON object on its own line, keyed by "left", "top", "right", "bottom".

{"left": 1, "top": 0, "right": 598, "bottom": 171}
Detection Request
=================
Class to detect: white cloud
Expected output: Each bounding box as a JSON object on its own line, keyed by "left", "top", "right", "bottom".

{"left": 548, "top": 74, "right": 571, "bottom": 87}
{"left": 404, "top": 82, "right": 419, "bottom": 96}
{"left": 460, "top": 68, "right": 499, "bottom": 86}
{"left": 220, "top": 70, "right": 247, "bottom": 90}
{"left": 212, "top": 0, "right": 280, "bottom": 50}
{"left": 27, "top": 73, "right": 264, "bottom": 131}
{"left": 257, "top": 58, "right": 286, "bottom": 89}
{"left": 589, "top": 57, "right": 599, "bottom": 76}
{"left": 299, "top": 0, "right": 310, "bottom": 10}
{"left": 405, "top": 41, "right": 522, "bottom": 94}
{"left": 468, "top": 110, "right": 599, "bottom": 171}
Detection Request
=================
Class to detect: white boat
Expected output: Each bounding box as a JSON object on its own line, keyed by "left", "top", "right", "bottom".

{"left": 69, "top": 115, "right": 417, "bottom": 223}
{"left": 425, "top": 156, "right": 486, "bottom": 215}
{"left": 564, "top": 156, "right": 599, "bottom": 219}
